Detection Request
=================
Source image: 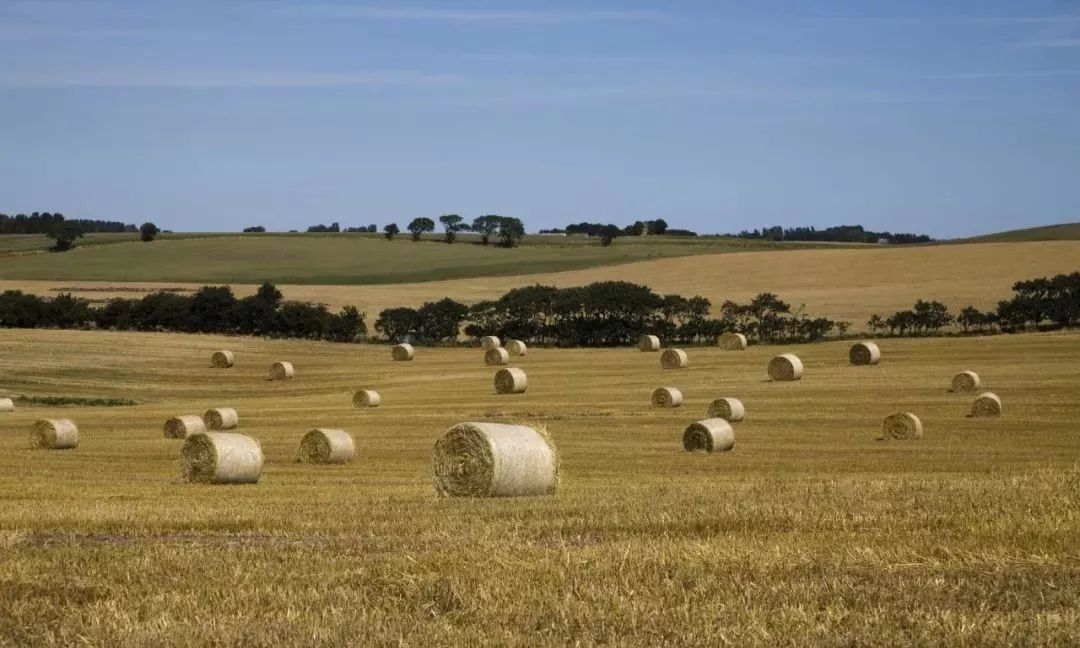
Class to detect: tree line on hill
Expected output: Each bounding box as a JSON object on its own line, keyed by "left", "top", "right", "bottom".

{"left": 1, "top": 212, "right": 134, "bottom": 235}
{"left": 734, "top": 224, "right": 932, "bottom": 244}
{"left": 539, "top": 219, "right": 699, "bottom": 245}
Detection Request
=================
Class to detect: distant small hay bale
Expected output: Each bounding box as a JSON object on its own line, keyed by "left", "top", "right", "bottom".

{"left": 210, "top": 350, "right": 235, "bottom": 368}
{"left": 164, "top": 415, "right": 206, "bottom": 439}
{"left": 849, "top": 341, "right": 881, "bottom": 366}
{"left": 971, "top": 392, "right": 1002, "bottom": 417}
{"left": 683, "top": 418, "right": 735, "bottom": 453}
{"left": 768, "top": 353, "right": 804, "bottom": 381}
{"left": 480, "top": 336, "right": 502, "bottom": 351}
{"left": 433, "top": 422, "right": 558, "bottom": 497}
{"left": 485, "top": 347, "right": 510, "bottom": 366}
{"left": 269, "top": 361, "right": 295, "bottom": 380}
{"left": 880, "top": 412, "right": 923, "bottom": 440}
{"left": 352, "top": 389, "right": 381, "bottom": 408}
{"left": 298, "top": 428, "right": 356, "bottom": 464}
{"left": 495, "top": 367, "right": 528, "bottom": 394}
{"left": 661, "top": 348, "right": 688, "bottom": 369}
{"left": 203, "top": 407, "right": 239, "bottom": 430}
{"left": 638, "top": 334, "right": 661, "bottom": 352}
{"left": 392, "top": 343, "right": 415, "bottom": 361}
{"left": 181, "top": 432, "right": 263, "bottom": 484}
{"left": 506, "top": 340, "right": 528, "bottom": 356}
{"left": 951, "top": 370, "right": 981, "bottom": 393}
{"left": 718, "top": 333, "right": 748, "bottom": 351}
{"left": 0, "top": 398, "right": 13, "bottom": 412}
{"left": 651, "top": 387, "right": 683, "bottom": 408}
{"left": 30, "top": 419, "right": 79, "bottom": 450}
{"left": 707, "top": 397, "right": 745, "bottom": 422}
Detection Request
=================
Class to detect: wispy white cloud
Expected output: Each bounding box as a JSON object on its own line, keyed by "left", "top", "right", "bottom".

{"left": 0, "top": 69, "right": 462, "bottom": 88}
{"left": 272, "top": 3, "right": 664, "bottom": 24}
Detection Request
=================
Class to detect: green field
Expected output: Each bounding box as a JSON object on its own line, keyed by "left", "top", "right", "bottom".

{"left": 963, "top": 222, "right": 1080, "bottom": 243}
{"left": 2, "top": 329, "right": 1078, "bottom": 645}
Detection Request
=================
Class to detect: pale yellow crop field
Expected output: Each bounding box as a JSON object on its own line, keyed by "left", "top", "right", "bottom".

{"left": 2, "top": 328, "right": 1079, "bottom": 645}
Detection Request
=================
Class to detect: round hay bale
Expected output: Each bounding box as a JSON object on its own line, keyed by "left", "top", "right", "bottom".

{"left": 352, "top": 389, "right": 381, "bottom": 408}
{"left": 210, "top": 350, "right": 235, "bottom": 368}
{"left": 298, "top": 428, "right": 356, "bottom": 464}
{"left": 718, "top": 333, "right": 747, "bottom": 351}
{"left": 164, "top": 415, "right": 206, "bottom": 439}
{"left": 768, "top": 353, "right": 804, "bottom": 381}
{"left": 506, "top": 340, "right": 528, "bottom": 357}
{"left": 480, "top": 336, "right": 502, "bottom": 351}
{"left": 683, "top": 418, "right": 735, "bottom": 453}
{"left": 181, "top": 432, "right": 263, "bottom": 484}
{"left": 880, "top": 412, "right": 923, "bottom": 440}
{"left": 392, "top": 343, "right": 415, "bottom": 361}
{"left": 651, "top": 387, "right": 683, "bottom": 408}
{"left": 269, "top": 361, "right": 295, "bottom": 380}
{"left": 433, "top": 422, "right": 558, "bottom": 497}
{"left": 638, "top": 334, "right": 661, "bottom": 352}
{"left": 495, "top": 367, "right": 527, "bottom": 394}
{"left": 951, "top": 370, "right": 981, "bottom": 393}
{"left": 707, "top": 397, "right": 745, "bottom": 422}
{"left": 661, "top": 348, "right": 688, "bottom": 369}
{"left": 485, "top": 347, "right": 510, "bottom": 366}
{"left": 0, "top": 397, "right": 13, "bottom": 412}
{"left": 30, "top": 419, "right": 79, "bottom": 450}
{"left": 971, "top": 392, "right": 1002, "bottom": 417}
{"left": 849, "top": 341, "right": 881, "bottom": 366}
{"left": 203, "top": 407, "right": 239, "bottom": 431}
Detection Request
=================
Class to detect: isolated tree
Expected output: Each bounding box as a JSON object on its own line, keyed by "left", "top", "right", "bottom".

{"left": 140, "top": 222, "right": 160, "bottom": 242}
{"left": 407, "top": 217, "right": 435, "bottom": 241}
{"left": 383, "top": 223, "right": 400, "bottom": 241}
{"left": 599, "top": 224, "right": 621, "bottom": 247}
{"left": 45, "top": 222, "right": 83, "bottom": 252}
{"left": 439, "top": 214, "right": 463, "bottom": 244}
{"left": 496, "top": 216, "right": 525, "bottom": 248}
{"left": 471, "top": 215, "right": 503, "bottom": 246}
{"left": 650, "top": 218, "right": 669, "bottom": 235}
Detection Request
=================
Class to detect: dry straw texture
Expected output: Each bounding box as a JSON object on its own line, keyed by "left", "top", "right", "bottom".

{"left": 718, "top": 333, "right": 748, "bottom": 351}
{"left": 638, "top": 334, "right": 661, "bottom": 352}
{"left": 849, "top": 342, "right": 881, "bottom": 366}
{"left": 298, "top": 428, "right": 356, "bottom": 464}
{"left": 768, "top": 353, "right": 804, "bottom": 381}
{"left": 651, "top": 387, "right": 683, "bottom": 408}
{"left": 495, "top": 367, "right": 528, "bottom": 394}
{"left": 204, "top": 407, "right": 239, "bottom": 430}
{"left": 352, "top": 389, "right": 381, "bottom": 408}
{"left": 210, "top": 350, "right": 235, "bottom": 368}
{"left": 164, "top": 415, "right": 206, "bottom": 439}
{"left": 480, "top": 336, "right": 502, "bottom": 351}
{"left": 0, "top": 397, "right": 13, "bottom": 412}
{"left": 880, "top": 412, "right": 923, "bottom": 440}
{"left": 269, "top": 361, "right": 295, "bottom": 380}
{"left": 392, "top": 343, "right": 415, "bottom": 361}
{"left": 661, "top": 348, "right": 688, "bottom": 369}
{"left": 30, "top": 419, "right": 79, "bottom": 449}
{"left": 707, "top": 397, "right": 745, "bottom": 422}
{"left": 971, "top": 392, "right": 1002, "bottom": 417}
{"left": 683, "top": 418, "right": 735, "bottom": 453}
{"left": 506, "top": 340, "right": 528, "bottom": 356}
{"left": 432, "top": 422, "right": 558, "bottom": 498}
{"left": 485, "top": 347, "right": 510, "bottom": 366}
{"left": 951, "top": 370, "right": 981, "bottom": 393}
{"left": 181, "top": 432, "right": 263, "bottom": 484}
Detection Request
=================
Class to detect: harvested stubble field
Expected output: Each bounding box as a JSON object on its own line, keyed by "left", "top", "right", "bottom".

{"left": 1, "top": 328, "right": 1080, "bottom": 646}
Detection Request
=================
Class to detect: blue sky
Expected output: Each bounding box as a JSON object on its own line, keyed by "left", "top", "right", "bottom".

{"left": 1, "top": 1, "right": 1078, "bottom": 238}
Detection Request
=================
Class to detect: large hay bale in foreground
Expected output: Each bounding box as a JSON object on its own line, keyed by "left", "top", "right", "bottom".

{"left": 352, "top": 389, "right": 381, "bottom": 408}
{"left": 971, "top": 392, "right": 1002, "bottom": 417}
{"left": 495, "top": 368, "right": 528, "bottom": 394}
{"left": 433, "top": 422, "right": 558, "bottom": 498}
{"left": 880, "top": 412, "right": 923, "bottom": 440}
{"left": 683, "top": 419, "right": 735, "bottom": 453}
{"left": 506, "top": 340, "right": 528, "bottom": 357}
{"left": 651, "top": 387, "right": 683, "bottom": 408}
{"left": 0, "top": 398, "right": 13, "bottom": 412}
{"left": 210, "top": 350, "right": 235, "bottom": 368}
{"left": 392, "top": 343, "right": 415, "bottom": 361}
{"left": 164, "top": 415, "right": 207, "bottom": 439}
{"left": 31, "top": 419, "right": 79, "bottom": 449}
{"left": 718, "top": 333, "right": 747, "bottom": 351}
{"left": 768, "top": 353, "right": 804, "bottom": 381}
{"left": 480, "top": 336, "right": 502, "bottom": 351}
{"left": 298, "top": 428, "right": 356, "bottom": 464}
{"left": 204, "top": 407, "right": 239, "bottom": 431}
{"left": 661, "top": 348, "right": 688, "bottom": 369}
{"left": 269, "top": 361, "right": 295, "bottom": 380}
{"left": 950, "top": 370, "right": 981, "bottom": 393}
{"left": 849, "top": 341, "right": 881, "bottom": 366}
{"left": 485, "top": 347, "right": 510, "bottom": 366}
{"left": 707, "top": 397, "right": 745, "bottom": 422}
{"left": 181, "top": 432, "right": 263, "bottom": 484}
{"left": 638, "top": 334, "right": 660, "bottom": 352}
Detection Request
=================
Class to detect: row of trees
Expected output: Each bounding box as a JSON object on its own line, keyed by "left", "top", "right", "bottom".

{"left": 735, "top": 224, "right": 932, "bottom": 244}
{"left": 383, "top": 215, "right": 525, "bottom": 247}
{"left": 0, "top": 212, "right": 134, "bottom": 235}
{"left": 46, "top": 221, "right": 160, "bottom": 251}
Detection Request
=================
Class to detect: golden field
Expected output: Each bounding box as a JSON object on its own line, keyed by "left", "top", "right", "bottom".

{"left": 2, "top": 328, "right": 1080, "bottom": 645}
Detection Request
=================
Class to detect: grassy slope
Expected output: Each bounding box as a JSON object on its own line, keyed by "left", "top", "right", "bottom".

{"left": 960, "top": 221, "right": 1080, "bottom": 243}
{"left": 1, "top": 329, "right": 1079, "bottom": 645}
